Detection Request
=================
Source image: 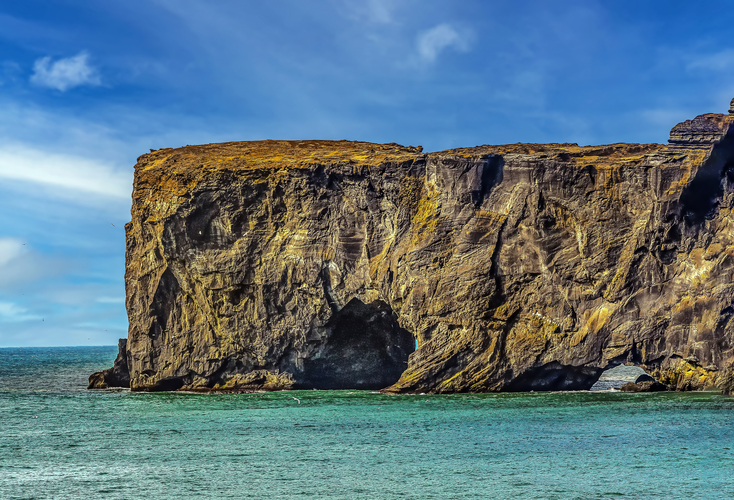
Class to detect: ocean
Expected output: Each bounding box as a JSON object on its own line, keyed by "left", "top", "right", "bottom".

{"left": 1, "top": 346, "right": 732, "bottom": 499}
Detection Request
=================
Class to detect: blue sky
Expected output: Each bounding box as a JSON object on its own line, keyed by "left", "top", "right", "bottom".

{"left": 1, "top": 0, "right": 733, "bottom": 346}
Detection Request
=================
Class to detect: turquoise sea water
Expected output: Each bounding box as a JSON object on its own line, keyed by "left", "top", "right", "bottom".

{"left": 1, "top": 347, "right": 733, "bottom": 499}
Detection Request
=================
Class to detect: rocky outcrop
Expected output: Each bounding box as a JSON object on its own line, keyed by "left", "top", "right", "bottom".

{"left": 620, "top": 380, "right": 668, "bottom": 392}
{"left": 88, "top": 339, "right": 130, "bottom": 389}
{"left": 96, "top": 104, "right": 734, "bottom": 393}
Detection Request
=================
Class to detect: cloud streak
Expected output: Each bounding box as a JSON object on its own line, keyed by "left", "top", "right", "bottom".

{"left": 0, "top": 146, "right": 131, "bottom": 199}
{"left": 0, "top": 239, "right": 68, "bottom": 292}
{"left": 0, "top": 238, "right": 26, "bottom": 268}
{"left": 30, "top": 51, "right": 101, "bottom": 91}
{"left": 416, "top": 24, "right": 472, "bottom": 63}
{"left": 340, "top": 0, "right": 396, "bottom": 24}
{"left": 0, "top": 301, "right": 41, "bottom": 323}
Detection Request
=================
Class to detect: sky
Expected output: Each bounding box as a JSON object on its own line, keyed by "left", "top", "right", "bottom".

{"left": 1, "top": 0, "right": 734, "bottom": 346}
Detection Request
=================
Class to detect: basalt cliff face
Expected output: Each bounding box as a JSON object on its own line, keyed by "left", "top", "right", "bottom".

{"left": 91, "top": 107, "right": 734, "bottom": 393}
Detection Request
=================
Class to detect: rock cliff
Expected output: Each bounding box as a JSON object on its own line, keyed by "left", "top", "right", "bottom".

{"left": 91, "top": 105, "right": 734, "bottom": 393}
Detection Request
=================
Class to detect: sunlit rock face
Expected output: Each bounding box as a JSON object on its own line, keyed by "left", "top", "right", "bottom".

{"left": 105, "top": 108, "right": 734, "bottom": 393}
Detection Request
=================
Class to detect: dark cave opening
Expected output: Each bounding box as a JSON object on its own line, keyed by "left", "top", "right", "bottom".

{"left": 146, "top": 377, "right": 186, "bottom": 392}
{"left": 298, "top": 298, "right": 415, "bottom": 390}
{"left": 504, "top": 362, "right": 603, "bottom": 392}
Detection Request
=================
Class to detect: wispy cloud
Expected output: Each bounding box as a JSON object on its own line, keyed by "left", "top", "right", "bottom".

{"left": 0, "top": 301, "right": 41, "bottom": 323}
{"left": 0, "top": 146, "right": 131, "bottom": 198}
{"left": 0, "top": 239, "right": 67, "bottom": 292}
{"left": 416, "top": 24, "right": 473, "bottom": 63}
{"left": 0, "top": 61, "right": 21, "bottom": 86}
{"left": 0, "top": 238, "right": 26, "bottom": 268}
{"left": 640, "top": 108, "right": 693, "bottom": 128}
{"left": 340, "top": 0, "right": 396, "bottom": 24}
{"left": 686, "top": 49, "right": 734, "bottom": 72}
{"left": 30, "top": 51, "right": 101, "bottom": 91}
{"left": 96, "top": 296, "right": 125, "bottom": 304}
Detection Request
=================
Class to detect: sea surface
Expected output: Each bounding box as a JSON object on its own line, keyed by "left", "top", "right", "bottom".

{"left": 1, "top": 347, "right": 733, "bottom": 499}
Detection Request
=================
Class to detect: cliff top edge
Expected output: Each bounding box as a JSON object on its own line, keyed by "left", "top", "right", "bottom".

{"left": 137, "top": 112, "right": 734, "bottom": 173}
{"left": 137, "top": 139, "right": 665, "bottom": 173}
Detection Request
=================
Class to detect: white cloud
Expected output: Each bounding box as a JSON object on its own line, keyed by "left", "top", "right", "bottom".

{"left": 686, "top": 49, "right": 734, "bottom": 72}
{"left": 0, "top": 238, "right": 26, "bottom": 268}
{"left": 0, "top": 239, "right": 64, "bottom": 291}
{"left": 0, "top": 61, "right": 21, "bottom": 86}
{"left": 0, "top": 146, "right": 131, "bottom": 199}
{"left": 641, "top": 108, "right": 693, "bottom": 128}
{"left": 30, "top": 52, "right": 101, "bottom": 91}
{"left": 416, "top": 24, "right": 472, "bottom": 63}
{"left": 0, "top": 301, "right": 41, "bottom": 323}
{"left": 341, "top": 0, "right": 396, "bottom": 24}
{"left": 97, "top": 296, "right": 125, "bottom": 304}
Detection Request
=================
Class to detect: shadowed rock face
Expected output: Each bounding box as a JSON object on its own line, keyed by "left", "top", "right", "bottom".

{"left": 88, "top": 339, "right": 130, "bottom": 389}
{"left": 98, "top": 108, "right": 734, "bottom": 393}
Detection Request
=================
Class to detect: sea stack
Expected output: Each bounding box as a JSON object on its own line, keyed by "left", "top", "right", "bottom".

{"left": 91, "top": 103, "right": 734, "bottom": 393}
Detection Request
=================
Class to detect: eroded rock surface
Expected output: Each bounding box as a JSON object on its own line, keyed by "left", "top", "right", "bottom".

{"left": 99, "top": 107, "right": 734, "bottom": 393}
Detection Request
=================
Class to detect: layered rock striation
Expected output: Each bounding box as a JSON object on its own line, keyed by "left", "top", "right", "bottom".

{"left": 91, "top": 107, "right": 734, "bottom": 393}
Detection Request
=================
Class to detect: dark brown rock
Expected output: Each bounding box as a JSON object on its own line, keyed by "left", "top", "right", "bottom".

{"left": 91, "top": 103, "right": 734, "bottom": 393}
{"left": 88, "top": 339, "right": 130, "bottom": 389}
{"left": 620, "top": 381, "right": 668, "bottom": 392}
{"left": 668, "top": 113, "right": 731, "bottom": 149}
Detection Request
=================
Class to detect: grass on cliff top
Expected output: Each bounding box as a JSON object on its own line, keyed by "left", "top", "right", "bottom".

{"left": 139, "top": 140, "right": 424, "bottom": 172}
{"left": 138, "top": 140, "right": 669, "bottom": 174}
